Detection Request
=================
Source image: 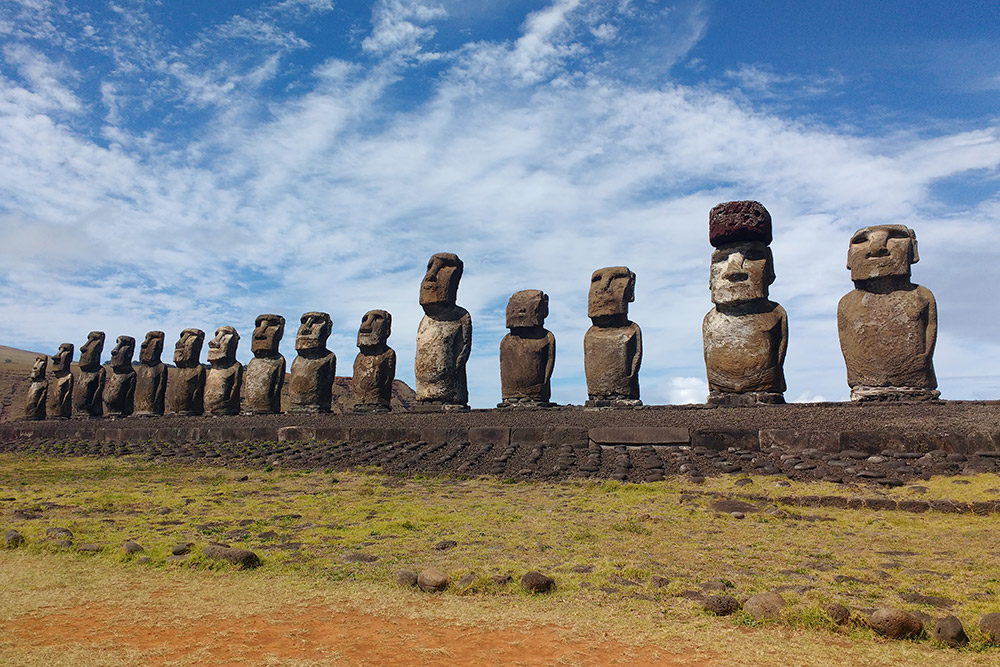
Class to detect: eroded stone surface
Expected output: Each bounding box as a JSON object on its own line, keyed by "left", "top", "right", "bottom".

{"left": 166, "top": 328, "right": 206, "bottom": 416}
{"left": 352, "top": 309, "right": 396, "bottom": 412}
{"left": 869, "top": 607, "right": 923, "bottom": 639}
{"left": 584, "top": 266, "right": 641, "bottom": 406}
{"left": 500, "top": 290, "right": 555, "bottom": 408}
{"left": 47, "top": 343, "right": 74, "bottom": 419}
{"left": 289, "top": 312, "right": 335, "bottom": 414}
{"left": 24, "top": 356, "right": 47, "bottom": 421}
{"left": 74, "top": 331, "right": 106, "bottom": 417}
{"left": 838, "top": 225, "right": 938, "bottom": 401}
{"left": 703, "top": 201, "right": 786, "bottom": 405}
{"left": 103, "top": 335, "right": 137, "bottom": 418}
{"left": 244, "top": 314, "right": 286, "bottom": 414}
{"left": 134, "top": 331, "right": 167, "bottom": 417}
{"left": 205, "top": 326, "right": 243, "bottom": 416}
{"left": 415, "top": 253, "right": 471, "bottom": 409}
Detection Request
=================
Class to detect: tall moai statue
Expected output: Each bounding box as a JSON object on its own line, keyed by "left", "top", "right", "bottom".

{"left": 205, "top": 326, "right": 243, "bottom": 415}
{"left": 838, "top": 224, "right": 938, "bottom": 401}
{"left": 584, "top": 267, "right": 642, "bottom": 407}
{"left": 499, "top": 289, "right": 556, "bottom": 408}
{"left": 47, "top": 343, "right": 74, "bottom": 419}
{"left": 352, "top": 310, "right": 396, "bottom": 412}
{"left": 702, "top": 201, "right": 788, "bottom": 405}
{"left": 103, "top": 335, "right": 137, "bottom": 417}
{"left": 167, "top": 328, "right": 206, "bottom": 416}
{"left": 24, "top": 356, "right": 48, "bottom": 420}
{"left": 74, "top": 331, "right": 106, "bottom": 417}
{"left": 415, "top": 252, "right": 472, "bottom": 410}
{"left": 244, "top": 314, "right": 286, "bottom": 414}
{"left": 289, "top": 312, "right": 335, "bottom": 413}
{"left": 134, "top": 331, "right": 167, "bottom": 416}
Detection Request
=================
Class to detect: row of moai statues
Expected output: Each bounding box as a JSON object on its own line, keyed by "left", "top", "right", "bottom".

{"left": 24, "top": 200, "right": 938, "bottom": 419}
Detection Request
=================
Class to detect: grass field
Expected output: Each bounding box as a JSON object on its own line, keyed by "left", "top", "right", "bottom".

{"left": 2, "top": 453, "right": 1000, "bottom": 665}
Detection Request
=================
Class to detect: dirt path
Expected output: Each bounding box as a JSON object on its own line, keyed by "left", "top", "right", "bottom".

{"left": 3, "top": 593, "right": 713, "bottom": 666}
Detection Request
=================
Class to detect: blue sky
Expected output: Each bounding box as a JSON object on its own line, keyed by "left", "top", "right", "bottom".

{"left": 1, "top": 0, "right": 999, "bottom": 407}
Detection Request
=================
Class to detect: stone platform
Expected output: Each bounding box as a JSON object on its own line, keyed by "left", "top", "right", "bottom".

{"left": 2, "top": 402, "right": 999, "bottom": 484}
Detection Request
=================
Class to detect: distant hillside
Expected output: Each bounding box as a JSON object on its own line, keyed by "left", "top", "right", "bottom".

{"left": 0, "top": 345, "right": 46, "bottom": 372}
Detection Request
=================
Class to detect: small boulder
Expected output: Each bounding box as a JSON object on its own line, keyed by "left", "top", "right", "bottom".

{"left": 703, "top": 595, "right": 740, "bottom": 616}
{"left": 344, "top": 552, "right": 378, "bottom": 563}
{"left": 932, "top": 615, "right": 968, "bottom": 647}
{"left": 46, "top": 527, "right": 73, "bottom": 540}
{"left": 979, "top": 613, "right": 1000, "bottom": 642}
{"left": 491, "top": 574, "right": 513, "bottom": 586}
{"left": 4, "top": 529, "right": 24, "bottom": 548}
{"left": 743, "top": 592, "right": 786, "bottom": 621}
{"left": 78, "top": 543, "right": 102, "bottom": 553}
{"left": 434, "top": 540, "right": 458, "bottom": 551}
{"left": 823, "top": 603, "right": 851, "bottom": 626}
{"left": 456, "top": 573, "right": 477, "bottom": 590}
{"left": 122, "top": 540, "right": 144, "bottom": 555}
{"left": 869, "top": 607, "right": 923, "bottom": 639}
{"left": 201, "top": 544, "right": 261, "bottom": 568}
{"left": 520, "top": 571, "right": 554, "bottom": 593}
{"left": 396, "top": 569, "right": 418, "bottom": 587}
{"left": 417, "top": 567, "right": 448, "bottom": 593}
{"left": 171, "top": 543, "right": 193, "bottom": 556}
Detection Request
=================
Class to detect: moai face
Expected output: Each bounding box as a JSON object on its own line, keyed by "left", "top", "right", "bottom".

{"left": 31, "top": 356, "right": 47, "bottom": 381}
{"left": 506, "top": 290, "right": 548, "bottom": 329}
{"left": 79, "top": 331, "right": 105, "bottom": 369}
{"left": 296, "top": 312, "right": 332, "bottom": 352}
{"left": 110, "top": 335, "right": 136, "bottom": 370}
{"left": 140, "top": 331, "right": 164, "bottom": 365}
{"left": 252, "top": 314, "right": 285, "bottom": 357}
{"left": 173, "top": 328, "right": 205, "bottom": 368}
{"left": 709, "top": 241, "right": 774, "bottom": 306}
{"left": 419, "top": 253, "right": 463, "bottom": 309}
{"left": 588, "top": 267, "right": 635, "bottom": 319}
{"left": 208, "top": 326, "right": 240, "bottom": 364}
{"left": 357, "top": 310, "right": 391, "bottom": 348}
{"left": 51, "top": 343, "right": 73, "bottom": 373}
{"left": 847, "top": 224, "right": 917, "bottom": 282}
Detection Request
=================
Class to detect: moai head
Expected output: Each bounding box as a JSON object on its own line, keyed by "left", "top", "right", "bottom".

{"left": 419, "top": 253, "right": 463, "bottom": 312}
{"left": 252, "top": 314, "right": 285, "bottom": 358}
{"left": 296, "top": 312, "right": 332, "bottom": 353}
{"left": 357, "top": 310, "right": 391, "bottom": 349}
{"left": 110, "top": 335, "right": 136, "bottom": 370}
{"left": 51, "top": 343, "right": 73, "bottom": 374}
{"left": 847, "top": 224, "right": 918, "bottom": 283}
{"left": 173, "top": 328, "right": 205, "bottom": 368}
{"left": 79, "top": 331, "right": 106, "bottom": 370}
{"left": 140, "top": 331, "right": 165, "bottom": 365}
{"left": 30, "top": 355, "right": 47, "bottom": 381}
{"left": 506, "top": 290, "right": 548, "bottom": 330}
{"left": 588, "top": 267, "right": 635, "bottom": 320}
{"left": 708, "top": 200, "right": 775, "bottom": 306}
{"left": 208, "top": 326, "right": 240, "bottom": 365}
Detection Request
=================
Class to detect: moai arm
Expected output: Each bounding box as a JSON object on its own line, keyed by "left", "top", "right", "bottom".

{"left": 270, "top": 357, "right": 287, "bottom": 398}
{"left": 630, "top": 325, "right": 642, "bottom": 381}
{"left": 777, "top": 305, "right": 788, "bottom": 369}
{"left": 922, "top": 286, "right": 937, "bottom": 360}
{"left": 544, "top": 331, "right": 556, "bottom": 385}
{"left": 386, "top": 348, "right": 397, "bottom": 384}
{"left": 458, "top": 312, "right": 473, "bottom": 367}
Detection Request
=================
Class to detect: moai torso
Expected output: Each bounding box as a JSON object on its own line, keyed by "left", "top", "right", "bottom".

{"left": 415, "top": 253, "right": 472, "bottom": 408}
{"left": 134, "top": 331, "right": 167, "bottom": 417}
{"left": 74, "top": 331, "right": 106, "bottom": 417}
{"left": 103, "top": 336, "right": 137, "bottom": 417}
{"left": 244, "top": 315, "right": 286, "bottom": 414}
{"left": 352, "top": 309, "right": 396, "bottom": 411}
{"left": 703, "top": 303, "right": 787, "bottom": 394}
{"left": 289, "top": 312, "right": 335, "bottom": 413}
{"left": 499, "top": 290, "right": 555, "bottom": 407}
{"left": 584, "top": 267, "right": 641, "bottom": 405}
{"left": 837, "top": 225, "right": 938, "bottom": 401}
{"left": 47, "top": 344, "right": 74, "bottom": 419}
{"left": 24, "top": 356, "right": 48, "bottom": 421}
{"left": 167, "top": 328, "right": 206, "bottom": 416}
{"left": 205, "top": 326, "right": 243, "bottom": 415}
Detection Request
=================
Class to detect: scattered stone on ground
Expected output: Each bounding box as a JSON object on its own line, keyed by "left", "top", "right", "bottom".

{"left": 491, "top": 574, "right": 512, "bottom": 586}
{"left": 433, "top": 540, "right": 458, "bottom": 551}
{"left": 456, "top": 573, "right": 477, "bottom": 590}
{"left": 201, "top": 544, "right": 262, "bottom": 568}
{"left": 343, "top": 551, "right": 378, "bottom": 563}
{"left": 521, "top": 571, "right": 554, "bottom": 593}
{"left": 122, "top": 540, "right": 143, "bottom": 555}
{"left": 932, "top": 615, "right": 968, "bottom": 647}
{"left": 742, "top": 592, "right": 786, "bottom": 621}
{"left": 4, "top": 529, "right": 24, "bottom": 548}
{"left": 417, "top": 567, "right": 448, "bottom": 593}
{"left": 77, "top": 543, "right": 102, "bottom": 553}
{"left": 823, "top": 603, "right": 850, "bottom": 625}
{"left": 703, "top": 596, "right": 740, "bottom": 616}
{"left": 869, "top": 607, "right": 923, "bottom": 639}
{"left": 46, "top": 527, "right": 73, "bottom": 540}
{"left": 979, "top": 613, "right": 1000, "bottom": 642}
{"left": 172, "top": 543, "right": 193, "bottom": 556}
{"left": 396, "top": 569, "right": 417, "bottom": 587}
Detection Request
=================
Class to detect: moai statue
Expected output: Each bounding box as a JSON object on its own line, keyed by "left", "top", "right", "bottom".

{"left": 584, "top": 267, "right": 642, "bottom": 407}
{"left": 166, "top": 328, "right": 206, "bottom": 416}
{"left": 289, "top": 312, "right": 335, "bottom": 413}
{"left": 702, "top": 201, "right": 788, "bottom": 405}
{"left": 244, "top": 314, "right": 286, "bottom": 414}
{"left": 838, "top": 224, "right": 938, "bottom": 401}
{"left": 351, "top": 309, "right": 396, "bottom": 412}
{"left": 415, "top": 252, "right": 472, "bottom": 410}
{"left": 499, "top": 290, "right": 556, "bottom": 408}
{"left": 103, "top": 335, "right": 137, "bottom": 417}
{"left": 24, "top": 356, "right": 48, "bottom": 420}
{"left": 74, "top": 331, "right": 106, "bottom": 417}
{"left": 47, "top": 343, "right": 74, "bottom": 419}
{"left": 134, "top": 331, "right": 167, "bottom": 416}
{"left": 205, "top": 326, "right": 243, "bottom": 415}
